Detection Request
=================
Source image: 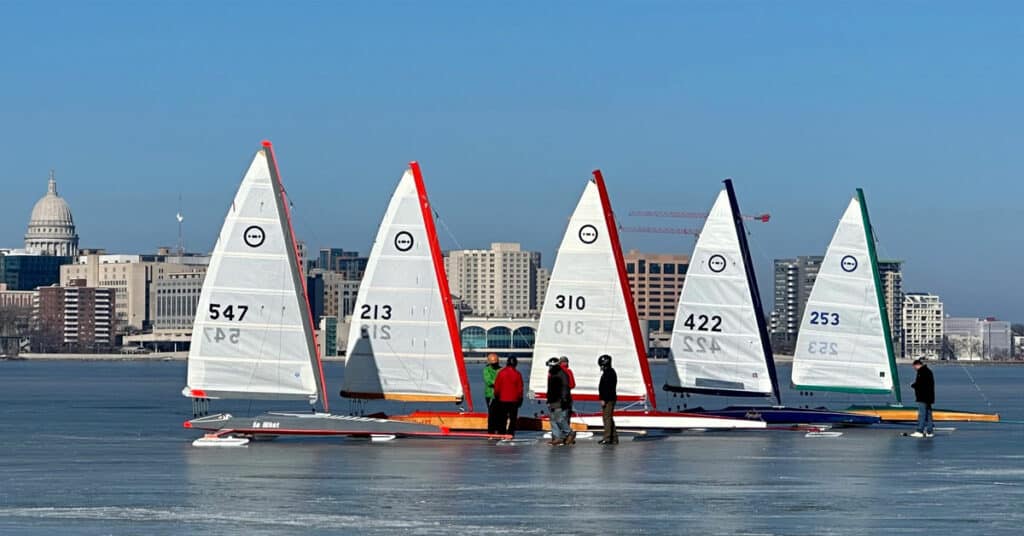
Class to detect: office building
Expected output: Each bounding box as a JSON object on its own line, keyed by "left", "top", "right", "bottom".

{"left": 943, "top": 317, "right": 1012, "bottom": 360}
{"left": 623, "top": 250, "right": 689, "bottom": 353}
{"left": 61, "top": 249, "right": 209, "bottom": 332}
{"left": 444, "top": 243, "right": 543, "bottom": 318}
{"left": 902, "top": 293, "right": 943, "bottom": 360}
{"left": 0, "top": 251, "right": 74, "bottom": 291}
{"left": 154, "top": 271, "right": 206, "bottom": 331}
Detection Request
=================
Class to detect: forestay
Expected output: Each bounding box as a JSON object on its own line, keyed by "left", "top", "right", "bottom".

{"left": 341, "top": 165, "right": 468, "bottom": 404}
{"left": 665, "top": 189, "right": 773, "bottom": 396}
{"left": 183, "top": 145, "right": 324, "bottom": 403}
{"left": 527, "top": 179, "right": 649, "bottom": 402}
{"left": 791, "top": 194, "right": 894, "bottom": 394}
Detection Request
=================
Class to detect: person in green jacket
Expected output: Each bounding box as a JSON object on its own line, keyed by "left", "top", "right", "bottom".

{"left": 484, "top": 353, "right": 501, "bottom": 434}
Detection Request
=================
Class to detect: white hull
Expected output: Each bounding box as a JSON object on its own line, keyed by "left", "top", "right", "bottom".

{"left": 572, "top": 413, "right": 766, "bottom": 430}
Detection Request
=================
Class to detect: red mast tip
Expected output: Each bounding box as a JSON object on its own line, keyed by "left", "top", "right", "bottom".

{"left": 261, "top": 140, "right": 273, "bottom": 148}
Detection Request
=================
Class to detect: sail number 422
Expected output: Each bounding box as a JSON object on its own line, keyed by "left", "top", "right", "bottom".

{"left": 682, "top": 314, "right": 722, "bottom": 332}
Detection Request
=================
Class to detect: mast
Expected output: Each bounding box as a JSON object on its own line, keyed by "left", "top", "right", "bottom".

{"left": 592, "top": 169, "right": 657, "bottom": 408}
{"left": 410, "top": 162, "right": 474, "bottom": 412}
{"left": 857, "top": 188, "right": 901, "bottom": 405}
{"left": 264, "top": 140, "right": 330, "bottom": 412}
{"left": 724, "top": 179, "right": 782, "bottom": 405}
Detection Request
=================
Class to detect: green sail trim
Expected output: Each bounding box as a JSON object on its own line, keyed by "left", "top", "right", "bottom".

{"left": 790, "top": 383, "right": 888, "bottom": 395}
{"left": 856, "top": 188, "right": 902, "bottom": 405}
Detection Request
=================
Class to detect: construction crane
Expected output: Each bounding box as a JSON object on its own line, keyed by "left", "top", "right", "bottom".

{"left": 629, "top": 210, "right": 770, "bottom": 223}
{"left": 619, "top": 226, "right": 701, "bottom": 236}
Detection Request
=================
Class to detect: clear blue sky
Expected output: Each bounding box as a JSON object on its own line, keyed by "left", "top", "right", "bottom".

{"left": 2, "top": 1, "right": 1021, "bottom": 320}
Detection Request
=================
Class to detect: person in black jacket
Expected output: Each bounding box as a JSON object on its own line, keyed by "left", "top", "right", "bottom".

{"left": 910, "top": 359, "right": 935, "bottom": 437}
{"left": 597, "top": 354, "right": 618, "bottom": 445}
{"left": 546, "top": 357, "right": 573, "bottom": 446}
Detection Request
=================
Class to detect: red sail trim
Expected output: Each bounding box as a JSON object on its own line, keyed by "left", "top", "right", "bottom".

{"left": 409, "top": 162, "right": 474, "bottom": 412}
{"left": 592, "top": 169, "right": 657, "bottom": 408}
{"left": 264, "top": 141, "right": 330, "bottom": 413}
{"left": 532, "top": 392, "right": 647, "bottom": 402}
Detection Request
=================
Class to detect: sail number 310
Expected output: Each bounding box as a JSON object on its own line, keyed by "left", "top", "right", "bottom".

{"left": 554, "top": 295, "right": 586, "bottom": 310}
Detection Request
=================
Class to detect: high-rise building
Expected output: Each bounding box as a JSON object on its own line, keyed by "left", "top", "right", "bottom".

{"left": 769, "top": 256, "right": 903, "bottom": 355}
{"left": 318, "top": 315, "right": 338, "bottom": 357}
{"left": 60, "top": 250, "right": 209, "bottom": 332}
{"left": 316, "top": 248, "right": 368, "bottom": 280}
{"left": 535, "top": 267, "right": 550, "bottom": 315}
{"left": 623, "top": 250, "right": 689, "bottom": 353}
{"left": 33, "top": 279, "right": 115, "bottom": 352}
{"left": 769, "top": 256, "right": 821, "bottom": 354}
{"left": 24, "top": 171, "right": 79, "bottom": 257}
{"left": 444, "top": 243, "right": 542, "bottom": 318}
{"left": 943, "top": 317, "right": 1012, "bottom": 360}
{"left": 902, "top": 293, "right": 943, "bottom": 360}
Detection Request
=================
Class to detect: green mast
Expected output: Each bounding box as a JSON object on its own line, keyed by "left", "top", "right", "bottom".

{"left": 856, "top": 188, "right": 902, "bottom": 405}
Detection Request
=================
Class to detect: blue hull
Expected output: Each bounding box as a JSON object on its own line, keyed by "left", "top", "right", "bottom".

{"left": 691, "top": 406, "right": 882, "bottom": 426}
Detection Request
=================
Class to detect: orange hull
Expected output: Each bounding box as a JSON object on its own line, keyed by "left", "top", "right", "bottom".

{"left": 847, "top": 407, "right": 999, "bottom": 423}
{"left": 388, "top": 411, "right": 587, "bottom": 431}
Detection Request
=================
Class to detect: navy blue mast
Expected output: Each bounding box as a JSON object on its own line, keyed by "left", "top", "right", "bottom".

{"left": 723, "top": 179, "right": 782, "bottom": 405}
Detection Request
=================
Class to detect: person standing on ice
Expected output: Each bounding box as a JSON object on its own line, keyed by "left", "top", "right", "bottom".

{"left": 493, "top": 356, "right": 524, "bottom": 436}
{"left": 910, "top": 359, "right": 935, "bottom": 438}
{"left": 597, "top": 354, "right": 618, "bottom": 445}
{"left": 483, "top": 353, "right": 501, "bottom": 434}
{"left": 546, "top": 357, "right": 573, "bottom": 445}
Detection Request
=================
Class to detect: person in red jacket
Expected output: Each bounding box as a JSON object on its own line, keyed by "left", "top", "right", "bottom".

{"left": 493, "top": 356, "right": 524, "bottom": 437}
{"left": 559, "top": 356, "right": 576, "bottom": 390}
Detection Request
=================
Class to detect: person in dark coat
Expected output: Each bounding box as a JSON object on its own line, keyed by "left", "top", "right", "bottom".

{"left": 597, "top": 354, "right": 618, "bottom": 445}
{"left": 910, "top": 359, "right": 935, "bottom": 437}
{"left": 546, "top": 357, "right": 573, "bottom": 445}
{"left": 493, "top": 357, "right": 524, "bottom": 437}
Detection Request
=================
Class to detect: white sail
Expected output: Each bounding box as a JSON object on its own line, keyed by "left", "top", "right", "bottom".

{"left": 184, "top": 146, "right": 322, "bottom": 402}
{"left": 341, "top": 166, "right": 467, "bottom": 403}
{"left": 666, "top": 189, "right": 773, "bottom": 396}
{"left": 527, "top": 180, "right": 648, "bottom": 402}
{"left": 791, "top": 196, "right": 893, "bottom": 394}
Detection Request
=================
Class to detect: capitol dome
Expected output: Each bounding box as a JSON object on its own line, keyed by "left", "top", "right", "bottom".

{"left": 24, "top": 171, "right": 79, "bottom": 257}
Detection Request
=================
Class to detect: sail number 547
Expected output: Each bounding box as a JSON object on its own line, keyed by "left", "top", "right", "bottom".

{"left": 209, "top": 304, "right": 248, "bottom": 321}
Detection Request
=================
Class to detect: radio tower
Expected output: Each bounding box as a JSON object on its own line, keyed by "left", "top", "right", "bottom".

{"left": 176, "top": 193, "right": 185, "bottom": 256}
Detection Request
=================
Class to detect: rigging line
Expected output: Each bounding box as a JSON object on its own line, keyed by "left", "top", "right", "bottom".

{"left": 956, "top": 362, "right": 996, "bottom": 409}
{"left": 433, "top": 209, "right": 464, "bottom": 250}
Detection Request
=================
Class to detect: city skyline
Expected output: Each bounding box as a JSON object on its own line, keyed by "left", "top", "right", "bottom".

{"left": 2, "top": 2, "right": 1022, "bottom": 320}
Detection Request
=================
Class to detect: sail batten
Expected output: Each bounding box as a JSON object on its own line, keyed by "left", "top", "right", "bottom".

{"left": 341, "top": 165, "right": 469, "bottom": 407}
{"left": 791, "top": 193, "right": 895, "bottom": 395}
{"left": 665, "top": 186, "right": 775, "bottom": 398}
{"left": 528, "top": 173, "right": 652, "bottom": 403}
{"left": 183, "top": 146, "right": 323, "bottom": 405}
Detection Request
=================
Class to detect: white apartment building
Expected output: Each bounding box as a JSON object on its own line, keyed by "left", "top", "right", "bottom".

{"left": 902, "top": 293, "right": 943, "bottom": 360}
{"left": 444, "top": 243, "right": 542, "bottom": 318}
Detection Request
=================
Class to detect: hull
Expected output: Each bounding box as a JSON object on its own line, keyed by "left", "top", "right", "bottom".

{"left": 184, "top": 411, "right": 502, "bottom": 438}
{"left": 388, "top": 411, "right": 558, "bottom": 431}
{"left": 845, "top": 405, "right": 1000, "bottom": 423}
{"left": 691, "top": 406, "right": 881, "bottom": 426}
{"left": 573, "top": 410, "right": 766, "bottom": 430}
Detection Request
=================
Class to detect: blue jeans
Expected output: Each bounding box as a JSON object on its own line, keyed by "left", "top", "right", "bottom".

{"left": 549, "top": 406, "right": 569, "bottom": 440}
{"left": 917, "top": 402, "right": 934, "bottom": 434}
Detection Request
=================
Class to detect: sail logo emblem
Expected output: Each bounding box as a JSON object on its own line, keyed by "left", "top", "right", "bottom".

{"left": 708, "top": 254, "right": 727, "bottom": 273}
{"left": 578, "top": 224, "right": 599, "bottom": 244}
{"left": 243, "top": 225, "right": 266, "bottom": 248}
{"left": 840, "top": 255, "right": 858, "bottom": 272}
{"left": 394, "top": 231, "right": 414, "bottom": 252}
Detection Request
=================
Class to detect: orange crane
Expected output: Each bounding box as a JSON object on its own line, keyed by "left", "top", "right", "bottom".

{"left": 622, "top": 208, "right": 770, "bottom": 236}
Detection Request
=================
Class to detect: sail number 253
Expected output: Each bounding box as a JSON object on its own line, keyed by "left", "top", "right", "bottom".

{"left": 209, "top": 304, "right": 248, "bottom": 321}
{"left": 809, "top": 311, "right": 840, "bottom": 326}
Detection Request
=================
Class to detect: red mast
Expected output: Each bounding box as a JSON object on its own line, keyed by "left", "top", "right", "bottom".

{"left": 409, "top": 162, "right": 474, "bottom": 412}
{"left": 592, "top": 169, "right": 657, "bottom": 409}
{"left": 262, "top": 140, "right": 330, "bottom": 413}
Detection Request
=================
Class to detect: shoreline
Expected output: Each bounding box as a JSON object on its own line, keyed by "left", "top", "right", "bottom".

{"left": 4, "top": 353, "right": 1024, "bottom": 365}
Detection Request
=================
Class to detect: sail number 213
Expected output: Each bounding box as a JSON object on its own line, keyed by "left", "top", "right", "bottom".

{"left": 360, "top": 304, "right": 392, "bottom": 320}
